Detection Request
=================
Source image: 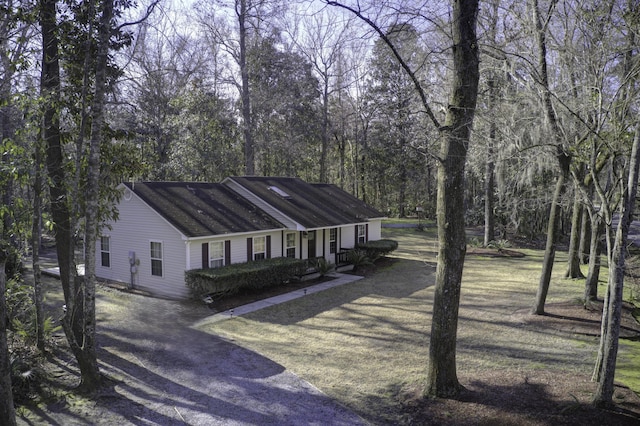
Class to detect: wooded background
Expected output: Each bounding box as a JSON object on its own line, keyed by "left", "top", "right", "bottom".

{"left": 1, "top": 0, "right": 639, "bottom": 420}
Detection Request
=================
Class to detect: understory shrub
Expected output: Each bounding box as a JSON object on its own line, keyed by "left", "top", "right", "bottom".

{"left": 312, "top": 257, "right": 335, "bottom": 277}
{"left": 348, "top": 249, "right": 373, "bottom": 273}
{"left": 486, "top": 239, "right": 512, "bottom": 250}
{"left": 185, "top": 257, "right": 308, "bottom": 299}
{"left": 355, "top": 239, "right": 399, "bottom": 262}
{"left": 6, "top": 276, "right": 55, "bottom": 404}
{"left": 10, "top": 354, "right": 46, "bottom": 404}
{"left": 7, "top": 277, "right": 61, "bottom": 344}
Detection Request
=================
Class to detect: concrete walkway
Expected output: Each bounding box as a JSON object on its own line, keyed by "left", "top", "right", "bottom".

{"left": 195, "top": 272, "right": 363, "bottom": 327}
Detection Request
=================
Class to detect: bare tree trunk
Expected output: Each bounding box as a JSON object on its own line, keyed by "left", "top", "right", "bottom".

{"left": 584, "top": 212, "right": 603, "bottom": 304}
{"left": 532, "top": 172, "right": 566, "bottom": 314}
{"left": 579, "top": 205, "right": 591, "bottom": 264}
{"left": 320, "top": 73, "right": 330, "bottom": 182}
{"left": 592, "top": 127, "right": 640, "bottom": 407}
{"left": 426, "top": 0, "right": 479, "bottom": 398}
{"left": 238, "top": 0, "right": 254, "bottom": 175}
{"left": 327, "top": 0, "right": 479, "bottom": 398}
{"left": 484, "top": 106, "right": 496, "bottom": 246}
{"left": 0, "top": 248, "right": 16, "bottom": 426}
{"left": 41, "top": 0, "right": 76, "bottom": 309}
{"left": 398, "top": 161, "right": 407, "bottom": 217}
{"left": 74, "top": 0, "right": 115, "bottom": 391}
{"left": 483, "top": 2, "right": 499, "bottom": 245}
{"left": 32, "top": 132, "right": 45, "bottom": 353}
{"left": 531, "top": 0, "right": 571, "bottom": 314}
{"left": 41, "top": 0, "right": 101, "bottom": 391}
{"left": 565, "top": 190, "right": 585, "bottom": 278}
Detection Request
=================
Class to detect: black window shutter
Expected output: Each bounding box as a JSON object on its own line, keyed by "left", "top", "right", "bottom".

{"left": 366, "top": 224, "right": 369, "bottom": 242}
{"left": 225, "top": 240, "right": 231, "bottom": 266}
{"left": 247, "top": 237, "right": 253, "bottom": 261}
{"left": 202, "top": 243, "right": 209, "bottom": 268}
{"left": 266, "top": 235, "right": 271, "bottom": 259}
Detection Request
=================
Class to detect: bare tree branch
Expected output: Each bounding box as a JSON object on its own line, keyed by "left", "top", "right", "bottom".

{"left": 118, "top": 0, "right": 161, "bottom": 30}
{"left": 325, "top": 1, "right": 443, "bottom": 130}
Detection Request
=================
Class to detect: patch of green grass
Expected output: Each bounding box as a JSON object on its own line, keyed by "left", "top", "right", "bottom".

{"left": 200, "top": 227, "right": 638, "bottom": 423}
{"left": 618, "top": 340, "right": 640, "bottom": 395}
{"left": 382, "top": 217, "right": 435, "bottom": 227}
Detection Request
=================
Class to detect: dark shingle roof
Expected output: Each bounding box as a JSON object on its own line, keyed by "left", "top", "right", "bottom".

{"left": 225, "top": 176, "right": 384, "bottom": 229}
{"left": 124, "top": 182, "right": 284, "bottom": 238}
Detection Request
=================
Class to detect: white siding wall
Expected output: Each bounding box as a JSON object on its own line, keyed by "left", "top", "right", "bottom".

{"left": 96, "top": 191, "right": 189, "bottom": 299}
{"left": 340, "top": 225, "right": 356, "bottom": 249}
{"left": 368, "top": 219, "right": 382, "bottom": 241}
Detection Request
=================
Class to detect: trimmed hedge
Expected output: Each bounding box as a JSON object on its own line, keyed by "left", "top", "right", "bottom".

{"left": 355, "top": 239, "right": 399, "bottom": 261}
{"left": 185, "top": 257, "right": 308, "bottom": 299}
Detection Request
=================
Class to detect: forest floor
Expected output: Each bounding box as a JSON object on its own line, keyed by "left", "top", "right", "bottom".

{"left": 13, "top": 227, "right": 640, "bottom": 425}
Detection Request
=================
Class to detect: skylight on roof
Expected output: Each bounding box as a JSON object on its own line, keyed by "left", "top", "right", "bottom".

{"left": 268, "top": 185, "right": 291, "bottom": 199}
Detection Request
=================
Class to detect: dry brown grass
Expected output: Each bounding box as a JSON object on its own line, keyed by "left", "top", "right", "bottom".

{"left": 202, "top": 227, "right": 640, "bottom": 425}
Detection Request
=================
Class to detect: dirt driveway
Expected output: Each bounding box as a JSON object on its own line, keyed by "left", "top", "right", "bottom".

{"left": 18, "top": 282, "right": 367, "bottom": 425}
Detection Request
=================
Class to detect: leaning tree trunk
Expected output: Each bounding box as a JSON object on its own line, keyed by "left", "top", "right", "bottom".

{"left": 531, "top": 0, "right": 572, "bottom": 315}
{"left": 425, "top": 0, "right": 480, "bottom": 398}
{"left": 0, "top": 247, "right": 17, "bottom": 426}
{"left": 592, "top": 127, "right": 640, "bottom": 407}
{"left": 532, "top": 169, "right": 567, "bottom": 314}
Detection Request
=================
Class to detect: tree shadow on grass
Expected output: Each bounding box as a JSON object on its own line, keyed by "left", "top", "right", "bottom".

{"left": 19, "top": 288, "right": 368, "bottom": 425}
{"left": 399, "top": 374, "right": 640, "bottom": 426}
{"left": 248, "top": 258, "right": 435, "bottom": 326}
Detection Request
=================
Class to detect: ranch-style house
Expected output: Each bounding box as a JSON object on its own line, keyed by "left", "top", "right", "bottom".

{"left": 95, "top": 176, "right": 385, "bottom": 299}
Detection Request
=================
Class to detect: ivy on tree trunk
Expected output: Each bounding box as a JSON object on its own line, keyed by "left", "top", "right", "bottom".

{"left": 0, "top": 247, "right": 17, "bottom": 426}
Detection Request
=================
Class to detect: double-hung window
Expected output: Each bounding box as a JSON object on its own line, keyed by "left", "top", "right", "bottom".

{"left": 329, "top": 228, "right": 337, "bottom": 254}
{"left": 150, "top": 241, "right": 163, "bottom": 277}
{"left": 285, "top": 233, "right": 296, "bottom": 258}
{"left": 100, "top": 236, "right": 110, "bottom": 267}
{"left": 253, "top": 236, "right": 266, "bottom": 260}
{"left": 357, "top": 224, "right": 366, "bottom": 245}
{"left": 209, "top": 241, "right": 224, "bottom": 268}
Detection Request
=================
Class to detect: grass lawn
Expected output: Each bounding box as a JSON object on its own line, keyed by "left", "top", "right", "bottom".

{"left": 200, "top": 227, "right": 640, "bottom": 425}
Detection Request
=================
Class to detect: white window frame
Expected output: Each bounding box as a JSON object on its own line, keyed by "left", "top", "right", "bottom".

{"left": 253, "top": 236, "right": 266, "bottom": 260}
{"left": 285, "top": 233, "right": 296, "bottom": 258}
{"left": 209, "top": 241, "right": 224, "bottom": 268}
{"left": 150, "top": 241, "right": 163, "bottom": 277}
{"left": 100, "top": 235, "right": 110, "bottom": 268}
{"left": 357, "top": 224, "right": 366, "bottom": 245}
{"left": 329, "top": 228, "right": 337, "bottom": 254}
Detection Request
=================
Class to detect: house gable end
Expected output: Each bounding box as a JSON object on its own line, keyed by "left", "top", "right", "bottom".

{"left": 124, "top": 182, "right": 285, "bottom": 238}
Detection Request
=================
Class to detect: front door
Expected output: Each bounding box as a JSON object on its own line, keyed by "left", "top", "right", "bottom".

{"left": 307, "top": 230, "right": 316, "bottom": 258}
